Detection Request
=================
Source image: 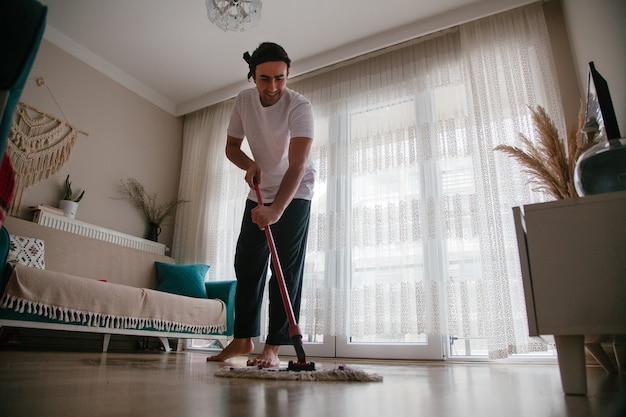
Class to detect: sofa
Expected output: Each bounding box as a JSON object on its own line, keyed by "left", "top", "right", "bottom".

{"left": 0, "top": 216, "right": 236, "bottom": 352}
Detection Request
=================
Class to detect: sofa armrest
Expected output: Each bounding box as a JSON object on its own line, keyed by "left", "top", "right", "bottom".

{"left": 205, "top": 280, "right": 236, "bottom": 336}
{"left": 0, "top": 227, "right": 8, "bottom": 268}
{"left": 0, "top": 226, "right": 10, "bottom": 294}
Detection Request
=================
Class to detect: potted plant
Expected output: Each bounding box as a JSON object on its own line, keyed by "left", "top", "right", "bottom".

{"left": 59, "top": 175, "right": 85, "bottom": 219}
{"left": 494, "top": 105, "right": 594, "bottom": 200}
{"left": 116, "top": 177, "right": 188, "bottom": 242}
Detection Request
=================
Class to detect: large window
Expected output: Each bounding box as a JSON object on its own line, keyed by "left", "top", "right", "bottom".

{"left": 181, "top": 3, "right": 563, "bottom": 359}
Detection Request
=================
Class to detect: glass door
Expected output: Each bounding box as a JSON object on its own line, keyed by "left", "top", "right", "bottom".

{"left": 266, "top": 97, "right": 447, "bottom": 360}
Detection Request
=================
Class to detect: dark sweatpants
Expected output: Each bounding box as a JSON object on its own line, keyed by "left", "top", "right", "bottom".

{"left": 233, "top": 198, "right": 311, "bottom": 345}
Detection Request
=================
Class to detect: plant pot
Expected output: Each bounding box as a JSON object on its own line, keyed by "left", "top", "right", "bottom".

{"left": 146, "top": 222, "right": 161, "bottom": 242}
{"left": 59, "top": 200, "right": 79, "bottom": 219}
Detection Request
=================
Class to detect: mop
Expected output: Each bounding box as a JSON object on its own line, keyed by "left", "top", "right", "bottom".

{"left": 214, "top": 364, "right": 383, "bottom": 382}
{"left": 214, "top": 181, "right": 382, "bottom": 383}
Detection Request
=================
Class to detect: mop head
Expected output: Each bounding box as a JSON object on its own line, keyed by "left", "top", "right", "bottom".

{"left": 214, "top": 364, "right": 383, "bottom": 382}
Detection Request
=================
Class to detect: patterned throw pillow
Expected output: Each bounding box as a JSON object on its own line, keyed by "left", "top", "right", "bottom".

{"left": 8, "top": 235, "right": 45, "bottom": 270}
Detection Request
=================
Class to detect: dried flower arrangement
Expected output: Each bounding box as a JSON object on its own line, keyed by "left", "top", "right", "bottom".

{"left": 116, "top": 177, "right": 188, "bottom": 225}
{"left": 494, "top": 105, "right": 594, "bottom": 200}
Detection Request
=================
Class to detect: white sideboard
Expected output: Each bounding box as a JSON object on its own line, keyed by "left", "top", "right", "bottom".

{"left": 33, "top": 210, "right": 166, "bottom": 255}
{"left": 513, "top": 190, "right": 626, "bottom": 395}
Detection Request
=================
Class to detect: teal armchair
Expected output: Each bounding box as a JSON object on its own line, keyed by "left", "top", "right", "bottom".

{"left": 0, "top": 226, "right": 10, "bottom": 294}
{"left": 205, "top": 280, "right": 236, "bottom": 337}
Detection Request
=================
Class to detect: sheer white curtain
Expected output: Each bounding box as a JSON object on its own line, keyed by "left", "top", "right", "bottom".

{"left": 171, "top": 99, "right": 246, "bottom": 284}
{"left": 455, "top": 3, "right": 562, "bottom": 357}
{"left": 175, "top": 3, "right": 564, "bottom": 358}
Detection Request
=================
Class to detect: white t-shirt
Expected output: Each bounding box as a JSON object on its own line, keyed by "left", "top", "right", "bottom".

{"left": 227, "top": 87, "right": 315, "bottom": 202}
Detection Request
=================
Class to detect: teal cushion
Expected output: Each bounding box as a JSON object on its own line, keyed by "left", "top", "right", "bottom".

{"left": 154, "top": 262, "right": 209, "bottom": 299}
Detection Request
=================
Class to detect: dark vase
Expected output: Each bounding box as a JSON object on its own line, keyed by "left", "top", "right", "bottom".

{"left": 146, "top": 222, "right": 161, "bottom": 242}
{"left": 574, "top": 138, "right": 626, "bottom": 196}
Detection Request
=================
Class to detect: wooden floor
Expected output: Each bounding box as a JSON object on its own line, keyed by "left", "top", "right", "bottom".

{"left": 0, "top": 350, "right": 625, "bottom": 417}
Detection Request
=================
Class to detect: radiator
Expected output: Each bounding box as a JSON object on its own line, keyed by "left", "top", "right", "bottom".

{"left": 33, "top": 210, "right": 167, "bottom": 255}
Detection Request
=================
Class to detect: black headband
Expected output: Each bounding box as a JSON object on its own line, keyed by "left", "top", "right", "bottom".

{"left": 243, "top": 42, "right": 291, "bottom": 80}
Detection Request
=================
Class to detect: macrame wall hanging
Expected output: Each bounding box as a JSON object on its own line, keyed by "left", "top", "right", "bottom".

{"left": 7, "top": 77, "right": 88, "bottom": 216}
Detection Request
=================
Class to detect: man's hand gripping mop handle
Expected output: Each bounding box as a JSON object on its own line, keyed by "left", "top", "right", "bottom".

{"left": 253, "top": 179, "right": 314, "bottom": 371}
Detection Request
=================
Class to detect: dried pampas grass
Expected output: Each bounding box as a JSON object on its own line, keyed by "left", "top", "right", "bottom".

{"left": 116, "top": 178, "right": 188, "bottom": 225}
{"left": 494, "top": 104, "right": 594, "bottom": 200}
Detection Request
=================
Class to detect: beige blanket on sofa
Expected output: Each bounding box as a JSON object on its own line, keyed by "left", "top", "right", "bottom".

{"left": 1, "top": 265, "right": 226, "bottom": 334}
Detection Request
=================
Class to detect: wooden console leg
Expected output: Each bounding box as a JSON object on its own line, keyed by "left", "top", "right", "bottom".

{"left": 613, "top": 335, "right": 626, "bottom": 373}
{"left": 554, "top": 335, "right": 587, "bottom": 395}
{"left": 585, "top": 335, "right": 617, "bottom": 374}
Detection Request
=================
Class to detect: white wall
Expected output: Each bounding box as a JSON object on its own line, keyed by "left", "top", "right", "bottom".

{"left": 561, "top": 0, "right": 626, "bottom": 136}
{"left": 14, "top": 40, "right": 184, "bottom": 248}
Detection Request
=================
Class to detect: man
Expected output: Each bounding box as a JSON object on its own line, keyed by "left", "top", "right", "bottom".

{"left": 207, "top": 42, "right": 315, "bottom": 368}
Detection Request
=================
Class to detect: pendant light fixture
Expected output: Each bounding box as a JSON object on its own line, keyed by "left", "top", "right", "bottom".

{"left": 205, "top": 0, "right": 262, "bottom": 32}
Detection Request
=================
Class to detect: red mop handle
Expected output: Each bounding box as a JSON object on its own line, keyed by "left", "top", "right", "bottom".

{"left": 253, "top": 181, "right": 302, "bottom": 340}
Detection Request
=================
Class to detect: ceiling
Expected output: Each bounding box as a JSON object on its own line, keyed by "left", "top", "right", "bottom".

{"left": 40, "top": 0, "right": 533, "bottom": 116}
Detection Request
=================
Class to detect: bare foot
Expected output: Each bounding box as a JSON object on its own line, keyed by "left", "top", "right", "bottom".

{"left": 206, "top": 338, "right": 254, "bottom": 362}
{"left": 246, "top": 344, "right": 280, "bottom": 368}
